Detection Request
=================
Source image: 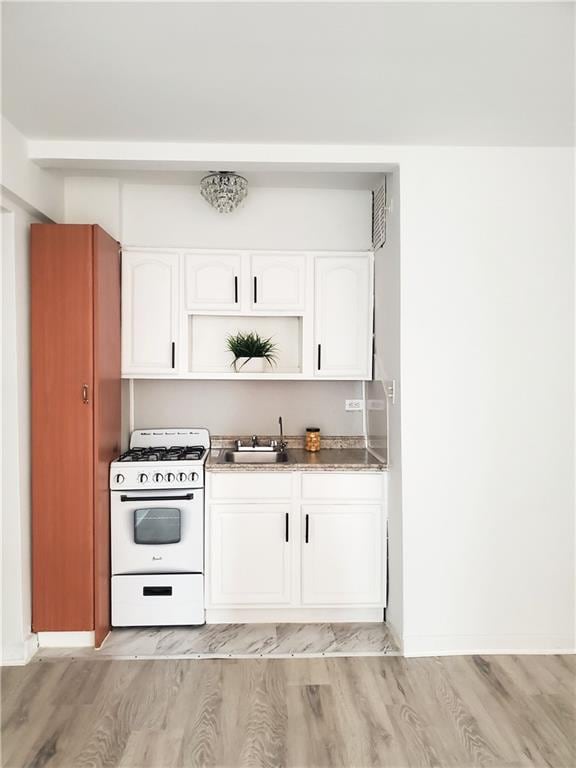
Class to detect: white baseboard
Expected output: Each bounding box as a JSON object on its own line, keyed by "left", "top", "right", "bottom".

{"left": 0, "top": 634, "right": 39, "bottom": 666}
{"left": 206, "top": 607, "right": 384, "bottom": 623}
{"left": 37, "top": 631, "right": 95, "bottom": 648}
{"left": 403, "top": 634, "right": 576, "bottom": 657}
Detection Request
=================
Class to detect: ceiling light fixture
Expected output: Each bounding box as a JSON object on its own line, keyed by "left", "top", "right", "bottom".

{"left": 200, "top": 171, "right": 248, "bottom": 213}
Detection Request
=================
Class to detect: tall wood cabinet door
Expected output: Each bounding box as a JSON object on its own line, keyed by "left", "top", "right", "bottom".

{"left": 31, "top": 225, "right": 95, "bottom": 631}
{"left": 122, "top": 251, "right": 179, "bottom": 374}
{"left": 184, "top": 252, "right": 242, "bottom": 310}
{"left": 92, "top": 226, "right": 121, "bottom": 648}
{"left": 301, "top": 504, "right": 383, "bottom": 605}
{"left": 251, "top": 254, "right": 307, "bottom": 311}
{"left": 314, "top": 254, "right": 372, "bottom": 378}
{"left": 209, "top": 504, "right": 292, "bottom": 605}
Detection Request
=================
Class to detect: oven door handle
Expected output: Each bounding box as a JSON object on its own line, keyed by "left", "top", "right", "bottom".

{"left": 120, "top": 493, "right": 195, "bottom": 502}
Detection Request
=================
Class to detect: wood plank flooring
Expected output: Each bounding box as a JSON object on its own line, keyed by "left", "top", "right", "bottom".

{"left": 34, "top": 623, "right": 398, "bottom": 661}
{"left": 2, "top": 654, "right": 574, "bottom": 767}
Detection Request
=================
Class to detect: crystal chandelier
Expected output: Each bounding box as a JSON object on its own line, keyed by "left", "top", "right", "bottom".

{"left": 200, "top": 171, "right": 248, "bottom": 213}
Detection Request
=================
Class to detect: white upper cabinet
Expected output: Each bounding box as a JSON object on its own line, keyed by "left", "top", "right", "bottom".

{"left": 250, "top": 253, "right": 307, "bottom": 312}
{"left": 184, "top": 252, "right": 242, "bottom": 311}
{"left": 301, "top": 504, "right": 383, "bottom": 605}
{"left": 122, "top": 251, "right": 179, "bottom": 375}
{"left": 314, "top": 254, "right": 373, "bottom": 379}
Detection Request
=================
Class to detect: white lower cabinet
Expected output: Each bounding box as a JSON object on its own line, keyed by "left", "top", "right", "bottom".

{"left": 301, "top": 505, "right": 382, "bottom": 605}
{"left": 209, "top": 503, "right": 292, "bottom": 605}
{"left": 207, "top": 471, "right": 386, "bottom": 612}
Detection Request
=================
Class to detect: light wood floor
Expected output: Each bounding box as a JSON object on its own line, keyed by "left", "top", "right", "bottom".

{"left": 2, "top": 654, "right": 574, "bottom": 767}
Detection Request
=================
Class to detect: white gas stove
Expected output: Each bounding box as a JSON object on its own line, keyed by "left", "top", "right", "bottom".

{"left": 109, "top": 428, "right": 210, "bottom": 627}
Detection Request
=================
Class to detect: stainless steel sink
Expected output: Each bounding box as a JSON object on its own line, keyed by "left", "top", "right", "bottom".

{"left": 220, "top": 450, "right": 289, "bottom": 464}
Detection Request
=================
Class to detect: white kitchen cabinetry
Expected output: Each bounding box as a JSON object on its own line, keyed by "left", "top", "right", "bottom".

{"left": 315, "top": 254, "right": 373, "bottom": 378}
{"left": 209, "top": 503, "right": 292, "bottom": 605}
{"left": 301, "top": 504, "right": 382, "bottom": 605}
{"left": 250, "top": 253, "right": 307, "bottom": 312}
{"left": 122, "top": 248, "right": 373, "bottom": 380}
{"left": 206, "top": 471, "right": 386, "bottom": 619}
{"left": 122, "top": 251, "right": 179, "bottom": 375}
{"left": 184, "top": 252, "right": 242, "bottom": 311}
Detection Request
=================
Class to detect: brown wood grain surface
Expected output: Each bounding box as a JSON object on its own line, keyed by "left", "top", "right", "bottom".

{"left": 92, "top": 226, "right": 121, "bottom": 648}
{"left": 31, "top": 224, "right": 95, "bottom": 631}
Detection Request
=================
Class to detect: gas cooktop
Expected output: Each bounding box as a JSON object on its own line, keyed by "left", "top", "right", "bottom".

{"left": 117, "top": 446, "right": 206, "bottom": 463}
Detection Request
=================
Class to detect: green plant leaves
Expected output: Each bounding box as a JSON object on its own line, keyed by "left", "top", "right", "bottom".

{"left": 226, "top": 331, "right": 279, "bottom": 367}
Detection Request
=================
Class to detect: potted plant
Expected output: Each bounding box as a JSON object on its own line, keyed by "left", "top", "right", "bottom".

{"left": 226, "top": 331, "right": 278, "bottom": 373}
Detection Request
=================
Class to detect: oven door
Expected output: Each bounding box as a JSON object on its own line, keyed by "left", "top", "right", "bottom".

{"left": 111, "top": 489, "right": 204, "bottom": 575}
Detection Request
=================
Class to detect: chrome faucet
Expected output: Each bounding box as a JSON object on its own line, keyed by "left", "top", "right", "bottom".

{"left": 278, "top": 417, "right": 287, "bottom": 452}
{"left": 251, "top": 435, "right": 259, "bottom": 448}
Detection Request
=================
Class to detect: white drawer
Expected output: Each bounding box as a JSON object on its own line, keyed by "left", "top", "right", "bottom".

{"left": 301, "top": 472, "right": 383, "bottom": 501}
{"left": 112, "top": 574, "right": 204, "bottom": 626}
{"left": 209, "top": 472, "right": 294, "bottom": 500}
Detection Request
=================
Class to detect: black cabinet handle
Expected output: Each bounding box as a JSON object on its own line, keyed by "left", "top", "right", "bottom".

{"left": 234, "top": 276, "right": 239, "bottom": 304}
{"left": 171, "top": 342, "right": 175, "bottom": 369}
{"left": 305, "top": 513, "right": 310, "bottom": 543}
{"left": 143, "top": 586, "right": 172, "bottom": 597}
{"left": 317, "top": 344, "right": 322, "bottom": 371}
{"left": 253, "top": 276, "right": 258, "bottom": 304}
{"left": 285, "top": 512, "right": 289, "bottom": 542}
{"left": 120, "top": 493, "right": 194, "bottom": 502}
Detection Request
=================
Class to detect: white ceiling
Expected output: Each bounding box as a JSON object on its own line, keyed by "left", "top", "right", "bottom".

{"left": 2, "top": 2, "right": 574, "bottom": 147}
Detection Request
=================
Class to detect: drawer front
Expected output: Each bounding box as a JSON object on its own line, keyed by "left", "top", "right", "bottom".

{"left": 112, "top": 574, "right": 204, "bottom": 626}
{"left": 301, "top": 473, "right": 383, "bottom": 501}
{"left": 209, "top": 472, "right": 294, "bottom": 500}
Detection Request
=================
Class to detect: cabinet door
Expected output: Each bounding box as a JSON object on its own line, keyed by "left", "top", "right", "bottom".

{"left": 301, "top": 504, "right": 383, "bottom": 605}
{"left": 209, "top": 504, "right": 292, "bottom": 605}
{"left": 122, "top": 251, "right": 179, "bottom": 374}
{"left": 184, "top": 252, "right": 242, "bottom": 310}
{"left": 251, "top": 254, "right": 307, "bottom": 311}
{"left": 315, "top": 255, "right": 372, "bottom": 378}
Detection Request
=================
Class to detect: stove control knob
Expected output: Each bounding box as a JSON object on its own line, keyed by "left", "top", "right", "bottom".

{"left": 114, "top": 473, "right": 125, "bottom": 485}
{"left": 188, "top": 472, "right": 198, "bottom": 482}
{"left": 153, "top": 473, "right": 164, "bottom": 483}
{"left": 165, "top": 472, "right": 175, "bottom": 482}
{"left": 137, "top": 473, "right": 148, "bottom": 483}
{"left": 177, "top": 472, "right": 187, "bottom": 482}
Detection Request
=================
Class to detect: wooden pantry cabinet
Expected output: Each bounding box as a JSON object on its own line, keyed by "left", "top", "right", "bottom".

{"left": 31, "top": 224, "right": 121, "bottom": 647}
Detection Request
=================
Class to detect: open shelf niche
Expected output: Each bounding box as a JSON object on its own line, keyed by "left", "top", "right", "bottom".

{"left": 187, "top": 314, "right": 303, "bottom": 376}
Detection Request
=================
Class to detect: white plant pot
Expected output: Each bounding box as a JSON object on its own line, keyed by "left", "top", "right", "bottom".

{"left": 234, "top": 356, "right": 267, "bottom": 373}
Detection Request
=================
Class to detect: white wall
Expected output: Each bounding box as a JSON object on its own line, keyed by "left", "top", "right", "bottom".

{"left": 1, "top": 117, "right": 63, "bottom": 221}
{"left": 1, "top": 201, "right": 41, "bottom": 664}
{"left": 133, "top": 379, "right": 364, "bottom": 438}
{"left": 398, "top": 147, "right": 575, "bottom": 654}
{"left": 123, "top": 182, "right": 371, "bottom": 250}
{"left": 64, "top": 176, "right": 121, "bottom": 239}
{"left": 367, "top": 169, "right": 403, "bottom": 642}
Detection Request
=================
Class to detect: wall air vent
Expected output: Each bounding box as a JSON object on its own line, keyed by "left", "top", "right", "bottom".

{"left": 371, "top": 178, "right": 387, "bottom": 250}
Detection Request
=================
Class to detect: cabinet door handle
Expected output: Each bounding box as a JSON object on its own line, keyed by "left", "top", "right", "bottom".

{"left": 253, "top": 276, "right": 258, "bottom": 304}
{"left": 285, "top": 512, "right": 289, "bottom": 543}
{"left": 305, "top": 513, "right": 310, "bottom": 543}
{"left": 81, "top": 384, "right": 89, "bottom": 404}
{"left": 317, "top": 344, "right": 322, "bottom": 371}
{"left": 171, "top": 342, "right": 175, "bottom": 369}
{"left": 234, "top": 276, "right": 239, "bottom": 304}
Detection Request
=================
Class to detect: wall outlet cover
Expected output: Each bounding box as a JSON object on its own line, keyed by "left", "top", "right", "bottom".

{"left": 345, "top": 399, "right": 364, "bottom": 411}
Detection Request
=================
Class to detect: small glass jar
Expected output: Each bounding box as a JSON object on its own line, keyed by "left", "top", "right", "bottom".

{"left": 305, "top": 427, "right": 321, "bottom": 452}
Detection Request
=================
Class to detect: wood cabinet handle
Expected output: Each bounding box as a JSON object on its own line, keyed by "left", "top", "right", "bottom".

{"left": 82, "top": 384, "right": 89, "bottom": 404}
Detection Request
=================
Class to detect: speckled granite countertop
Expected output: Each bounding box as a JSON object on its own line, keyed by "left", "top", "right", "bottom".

{"left": 206, "top": 436, "right": 386, "bottom": 472}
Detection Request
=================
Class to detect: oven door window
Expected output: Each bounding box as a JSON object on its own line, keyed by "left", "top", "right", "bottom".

{"left": 134, "top": 508, "right": 181, "bottom": 545}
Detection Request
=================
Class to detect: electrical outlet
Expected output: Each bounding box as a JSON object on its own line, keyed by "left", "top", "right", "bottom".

{"left": 345, "top": 399, "right": 364, "bottom": 411}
